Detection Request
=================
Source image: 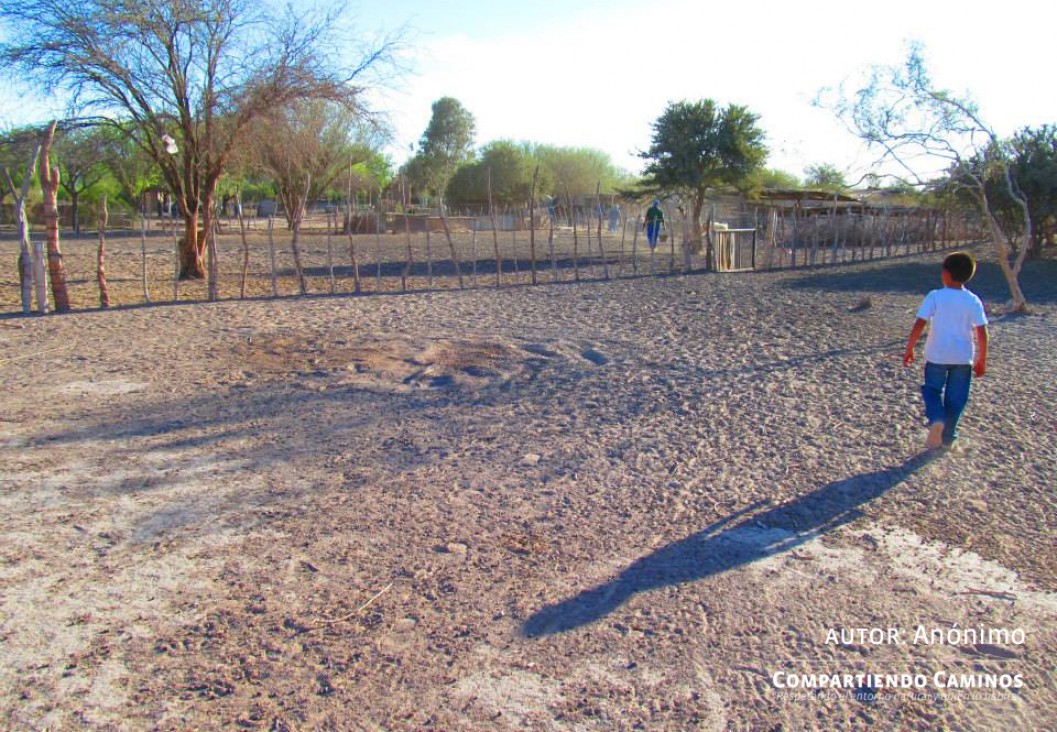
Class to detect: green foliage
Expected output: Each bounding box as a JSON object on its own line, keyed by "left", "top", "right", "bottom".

{"left": 420, "top": 97, "right": 476, "bottom": 167}
{"left": 446, "top": 140, "right": 552, "bottom": 207}
{"left": 639, "top": 99, "right": 767, "bottom": 197}
{"left": 637, "top": 99, "right": 767, "bottom": 238}
{"left": 804, "top": 163, "right": 847, "bottom": 191}
{"left": 749, "top": 168, "right": 802, "bottom": 190}
{"left": 945, "top": 126, "right": 1057, "bottom": 255}
{"left": 400, "top": 154, "right": 432, "bottom": 202}
{"left": 0, "top": 125, "right": 44, "bottom": 204}
{"left": 1008, "top": 125, "right": 1057, "bottom": 253}
{"left": 2, "top": 0, "right": 399, "bottom": 276}
{"left": 533, "top": 144, "right": 628, "bottom": 197}
{"left": 349, "top": 147, "right": 394, "bottom": 194}
{"left": 51, "top": 125, "right": 112, "bottom": 232}
{"left": 403, "top": 97, "right": 476, "bottom": 201}
{"left": 96, "top": 124, "right": 161, "bottom": 210}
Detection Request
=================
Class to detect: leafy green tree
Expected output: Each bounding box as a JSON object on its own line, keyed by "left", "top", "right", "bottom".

{"left": 0, "top": 126, "right": 44, "bottom": 211}
{"left": 446, "top": 141, "right": 551, "bottom": 207}
{"left": 52, "top": 126, "right": 110, "bottom": 235}
{"left": 400, "top": 154, "right": 433, "bottom": 204}
{"left": 403, "top": 97, "right": 476, "bottom": 204}
{"left": 534, "top": 145, "right": 627, "bottom": 198}
{"left": 1006, "top": 126, "right": 1057, "bottom": 256}
{"left": 951, "top": 127, "right": 1057, "bottom": 259}
{"left": 749, "top": 168, "right": 802, "bottom": 190}
{"left": 97, "top": 124, "right": 160, "bottom": 212}
{"left": 638, "top": 99, "right": 767, "bottom": 242}
{"left": 347, "top": 147, "right": 394, "bottom": 201}
{"left": 804, "top": 163, "right": 848, "bottom": 191}
{"left": 2, "top": 0, "right": 399, "bottom": 280}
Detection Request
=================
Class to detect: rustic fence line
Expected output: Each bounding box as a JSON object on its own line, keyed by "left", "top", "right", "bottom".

{"left": 1, "top": 202, "right": 981, "bottom": 315}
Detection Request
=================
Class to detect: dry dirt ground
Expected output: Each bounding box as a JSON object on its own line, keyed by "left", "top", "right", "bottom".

{"left": 1, "top": 229, "right": 1055, "bottom": 731}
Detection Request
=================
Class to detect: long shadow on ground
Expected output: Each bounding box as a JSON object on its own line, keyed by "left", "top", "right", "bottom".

{"left": 781, "top": 254, "right": 1057, "bottom": 305}
{"left": 522, "top": 452, "right": 937, "bottom": 638}
{"left": 299, "top": 253, "right": 637, "bottom": 281}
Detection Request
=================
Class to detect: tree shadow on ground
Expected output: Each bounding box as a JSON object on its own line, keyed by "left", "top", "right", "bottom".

{"left": 780, "top": 254, "right": 1057, "bottom": 305}
{"left": 521, "top": 451, "right": 938, "bottom": 638}
{"left": 299, "top": 253, "right": 649, "bottom": 282}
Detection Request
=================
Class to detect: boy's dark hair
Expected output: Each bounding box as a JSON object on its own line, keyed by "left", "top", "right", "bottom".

{"left": 943, "top": 251, "right": 976, "bottom": 284}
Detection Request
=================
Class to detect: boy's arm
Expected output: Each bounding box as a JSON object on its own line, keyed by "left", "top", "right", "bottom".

{"left": 904, "top": 318, "right": 928, "bottom": 367}
{"left": 974, "top": 325, "right": 988, "bottom": 377}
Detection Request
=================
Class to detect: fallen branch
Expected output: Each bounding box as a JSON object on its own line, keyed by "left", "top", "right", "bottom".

{"left": 958, "top": 588, "right": 1017, "bottom": 602}
{"left": 299, "top": 582, "right": 394, "bottom": 634}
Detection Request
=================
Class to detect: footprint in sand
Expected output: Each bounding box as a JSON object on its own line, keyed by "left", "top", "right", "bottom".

{"left": 580, "top": 348, "right": 609, "bottom": 366}
{"left": 521, "top": 343, "right": 559, "bottom": 359}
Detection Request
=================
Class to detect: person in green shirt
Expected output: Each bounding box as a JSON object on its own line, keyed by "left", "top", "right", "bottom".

{"left": 644, "top": 199, "right": 664, "bottom": 249}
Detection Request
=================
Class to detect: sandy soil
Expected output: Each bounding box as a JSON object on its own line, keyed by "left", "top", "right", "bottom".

{"left": 1, "top": 229, "right": 1055, "bottom": 731}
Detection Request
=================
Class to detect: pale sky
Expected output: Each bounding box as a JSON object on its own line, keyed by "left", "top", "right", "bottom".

{"left": 4, "top": 0, "right": 1054, "bottom": 184}
{"left": 363, "top": 0, "right": 1056, "bottom": 181}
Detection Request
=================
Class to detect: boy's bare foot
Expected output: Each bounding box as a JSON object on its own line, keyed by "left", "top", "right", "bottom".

{"left": 926, "top": 422, "right": 945, "bottom": 450}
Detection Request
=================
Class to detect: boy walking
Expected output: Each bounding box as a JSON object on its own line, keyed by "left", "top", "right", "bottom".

{"left": 903, "top": 251, "right": 989, "bottom": 450}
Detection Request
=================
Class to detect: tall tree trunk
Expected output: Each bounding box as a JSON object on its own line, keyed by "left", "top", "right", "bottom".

{"left": 2, "top": 146, "right": 40, "bottom": 314}
{"left": 40, "top": 121, "right": 71, "bottom": 313}
{"left": 691, "top": 193, "right": 705, "bottom": 252}
{"left": 179, "top": 212, "right": 205, "bottom": 279}
{"left": 975, "top": 186, "right": 1029, "bottom": 311}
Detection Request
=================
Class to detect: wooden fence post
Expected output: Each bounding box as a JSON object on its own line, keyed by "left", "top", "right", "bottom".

{"left": 39, "top": 121, "right": 70, "bottom": 312}
{"left": 374, "top": 190, "right": 383, "bottom": 290}
{"left": 140, "top": 210, "right": 150, "bottom": 305}
{"left": 425, "top": 228, "right": 434, "bottom": 288}
{"left": 631, "top": 214, "right": 640, "bottom": 274}
{"left": 549, "top": 214, "right": 557, "bottom": 283}
{"left": 595, "top": 182, "right": 610, "bottom": 280}
{"left": 566, "top": 186, "right": 579, "bottom": 282}
{"left": 488, "top": 169, "right": 501, "bottom": 287}
{"left": 268, "top": 216, "right": 278, "bottom": 297}
{"left": 327, "top": 221, "right": 336, "bottom": 294}
{"left": 438, "top": 199, "right": 464, "bottom": 289}
{"left": 471, "top": 228, "right": 478, "bottom": 286}
{"left": 98, "top": 195, "right": 111, "bottom": 308}
{"left": 290, "top": 176, "right": 310, "bottom": 296}
{"left": 529, "top": 166, "right": 538, "bottom": 285}
{"left": 401, "top": 179, "right": 413, "bottom": 292}
{"left": 237, "top": 190, "right": 251, "bottom": 299}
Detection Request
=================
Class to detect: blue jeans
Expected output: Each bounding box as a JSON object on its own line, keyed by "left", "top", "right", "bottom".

{"left": 646, "top": 222, "right": 661, "bottom": 248}
{"left": 921, "top": 363, "right": 973, "bottom": 444}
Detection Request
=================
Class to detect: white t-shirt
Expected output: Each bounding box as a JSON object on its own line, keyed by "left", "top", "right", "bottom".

{"left": 916, "top": 287, "right": 988, "bottom": 365}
